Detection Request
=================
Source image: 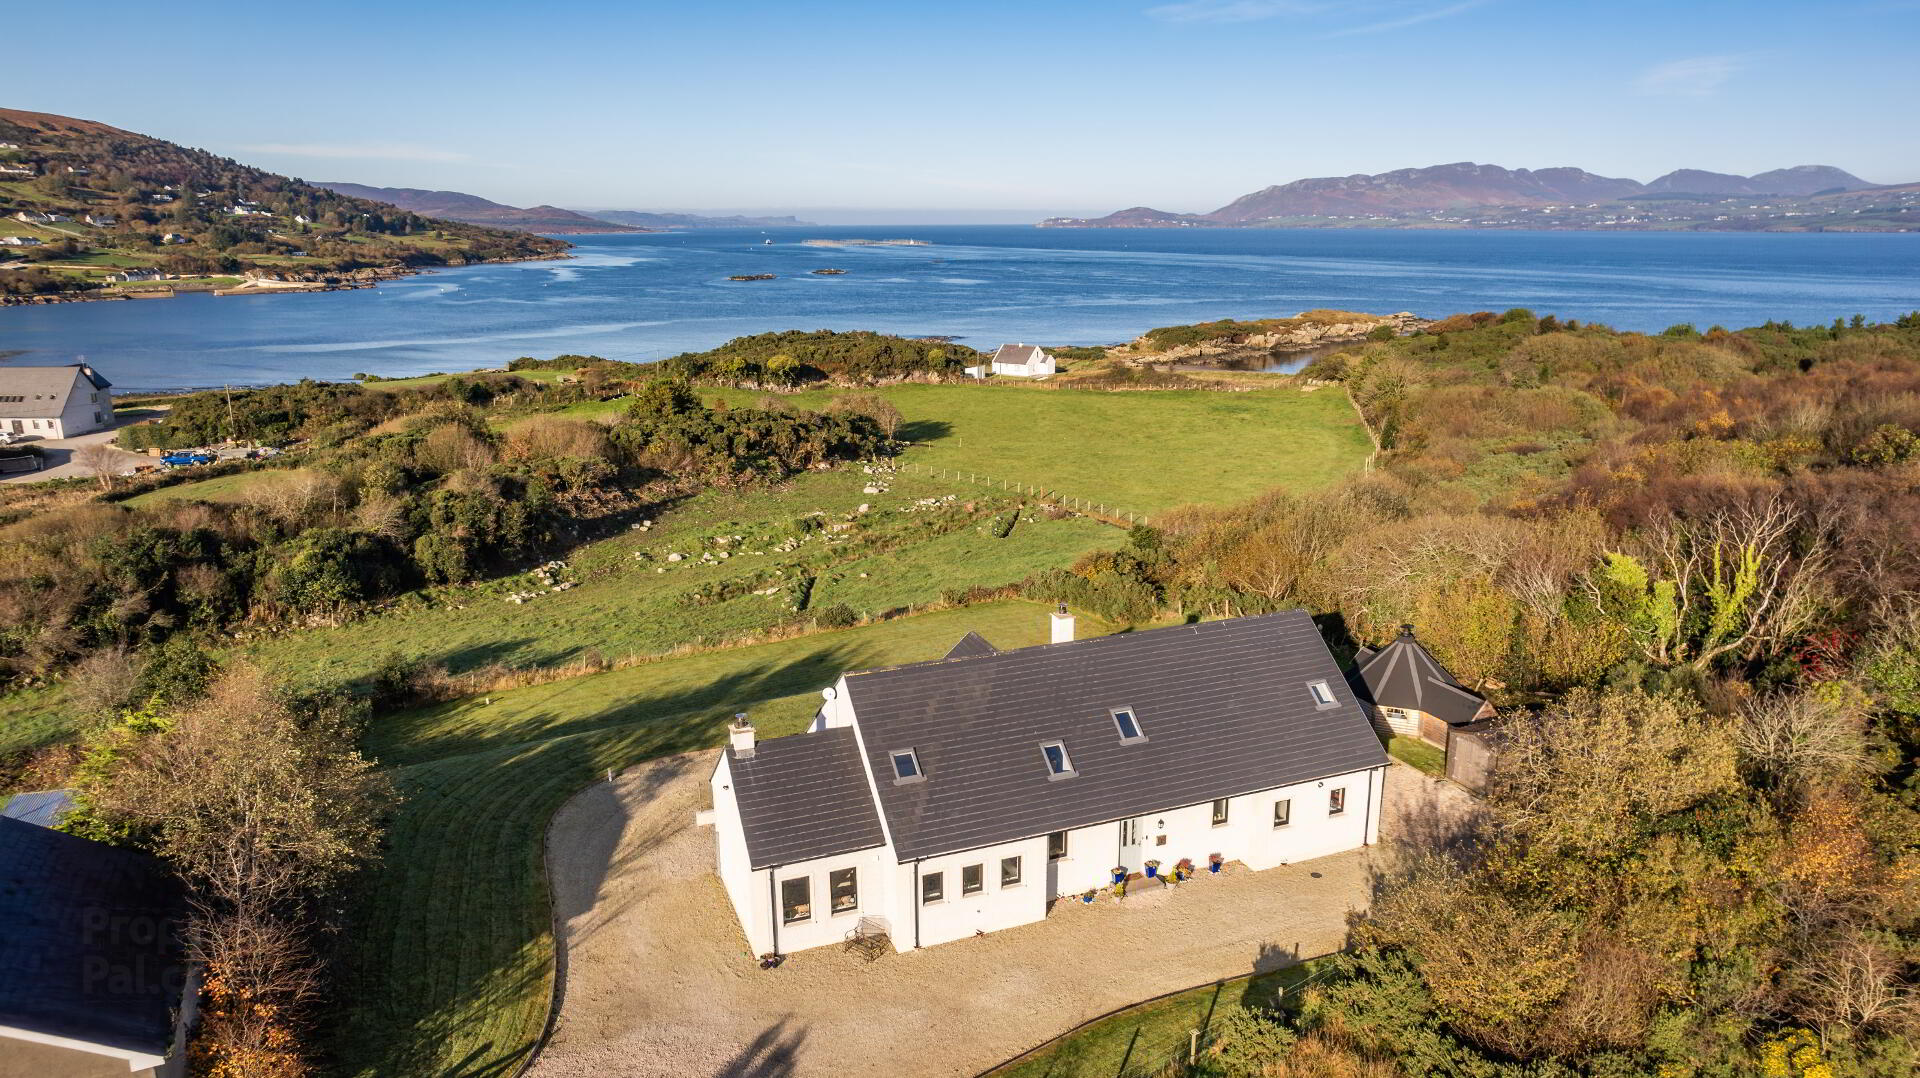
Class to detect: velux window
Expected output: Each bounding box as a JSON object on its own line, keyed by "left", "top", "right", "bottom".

{"left": 890, "top": 748, "right": 924, "bottom": 784}
{"left": 1308, "top": 680, "right": 1337, "bottom": 708}
{"left": 1039, "top": 740, "right": 1075, "bottom": 779}
{"left": 1111, "top": 707, "right": 1145, "bottom": 743}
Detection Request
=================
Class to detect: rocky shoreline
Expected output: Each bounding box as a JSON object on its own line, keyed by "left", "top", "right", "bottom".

{"left": 0, "top": 251, "right": 573, "bottom": 307}
{"left": 1112, "top": 311, "right": 1429, "bottom": 367}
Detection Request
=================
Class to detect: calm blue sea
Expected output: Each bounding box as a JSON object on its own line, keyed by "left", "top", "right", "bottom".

{"left": 4, "top": 226, "right": 1918, "bottom": 391}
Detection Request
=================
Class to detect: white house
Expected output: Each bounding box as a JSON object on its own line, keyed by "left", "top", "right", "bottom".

{"left": 0, "top": 364, "right": 115, "bottom": 440}
{"left": 979, "top": 343, "right": 1056, "bottom": 378}
{"left": 708, "top": 608, "right": 1389, "bottom": 957}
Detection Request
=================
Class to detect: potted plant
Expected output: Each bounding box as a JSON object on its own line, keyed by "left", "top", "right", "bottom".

{"left": 1111, "top": 866, "right": 1128, "bottom": 885}
{"left": 1144, "top": 859, "right": 1161, "bottom": 879}
{"left": 1208, "top": 853, "right": 1224, "bottom": 874}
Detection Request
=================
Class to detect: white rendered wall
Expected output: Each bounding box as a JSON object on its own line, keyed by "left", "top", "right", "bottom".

{"left": 885, "top": 835, "right": 1050, "bottom": 950}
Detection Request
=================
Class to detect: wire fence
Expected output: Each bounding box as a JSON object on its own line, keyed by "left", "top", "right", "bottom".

{"left": 893, "top": 460, "right": 1147, "bottom": 527}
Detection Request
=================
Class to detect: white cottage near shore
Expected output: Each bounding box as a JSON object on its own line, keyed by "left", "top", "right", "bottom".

{"left": 707, "top": 607, "right": 1388, "bottom": 956}
{"left": 0, "top": 363, "right": 114, "bottom": 440}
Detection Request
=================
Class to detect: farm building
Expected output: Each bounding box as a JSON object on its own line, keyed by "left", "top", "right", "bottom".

{"left": 0, "top": 363, "right": 114, "bottom": 439}
{"left": 707, "top": 607, "right": 1389, "bottom": 956}
{"left": 0, "top": 816, "right": 192, "bottom": 1077}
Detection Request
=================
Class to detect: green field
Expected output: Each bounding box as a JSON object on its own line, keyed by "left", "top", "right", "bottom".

{"left": 720, "top": 383, "right": 1371, "bottom": 516}
{"left": 331, "top": 600, "right": 1105, "bottom": 1078}
{"left": 987, "top": 958, "right": 1331, "bottom": 1078}
{"left": 121, "top": 467, "right": 313, "bottom": 508}
{"left": 245, "top": 467, "right": 1120, "bottom": 691}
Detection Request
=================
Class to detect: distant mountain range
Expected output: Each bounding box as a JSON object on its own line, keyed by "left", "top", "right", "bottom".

{"left": 1041, "top": 162, "right": 1917, "bottom": 231}
{"left": 315, "top": 183, "right": 816, "bottom": 233}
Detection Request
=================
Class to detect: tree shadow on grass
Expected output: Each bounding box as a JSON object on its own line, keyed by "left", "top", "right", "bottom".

{"left": 897, "top": 418, "right": 953, "bottom": 444}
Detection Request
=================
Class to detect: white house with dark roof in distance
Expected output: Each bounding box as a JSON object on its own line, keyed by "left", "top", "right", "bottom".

{"left": 0, "top": 363, "right": 115, "bottom": 440}
{"left": 1349, "top": 625, "right": 1494, "bottom": 746}
{"left": 970, "top": 343, "right": 1056, "bottom": 379}
{"left": 706, "top": 606, "right": 1389, "bottom": 957}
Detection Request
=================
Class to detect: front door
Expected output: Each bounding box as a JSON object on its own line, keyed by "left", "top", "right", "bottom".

{"left": 1117, "top": 817, "right": 1148, "bottom": 876}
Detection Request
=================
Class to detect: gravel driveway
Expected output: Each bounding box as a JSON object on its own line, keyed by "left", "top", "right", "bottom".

{"left": 527, "top": 754, "right": 1473, "bottom": 1078}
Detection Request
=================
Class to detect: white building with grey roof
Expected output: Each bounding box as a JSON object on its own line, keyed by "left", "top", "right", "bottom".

{"left": 707, "top": 607, "right": 1389, "bottom": 957}
{"left": 0, "top": 363, "right": 114, "bottom": 440}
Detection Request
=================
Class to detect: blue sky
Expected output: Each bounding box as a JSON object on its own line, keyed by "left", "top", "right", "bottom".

{"left": 8, "top": 0, "right": 1917, "bottom": 221}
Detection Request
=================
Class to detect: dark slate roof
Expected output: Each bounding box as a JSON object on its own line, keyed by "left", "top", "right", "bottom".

{"left": 943, "top": 631, "right": 998, "bottom": 660}
{"left": 727, "top": 726, "right": 887, "bottom": 870}
{"left": 1352, "top": 627, "right": 1488, "bottom": 726}
{"left": 843, "top": 610, "right": 1387, "bottom": 861}
{"left": 0, "top": 817, "right": 187, "bottom": 1057}
{"left": 0, "top": 365, "right": 95, "bottom": 419}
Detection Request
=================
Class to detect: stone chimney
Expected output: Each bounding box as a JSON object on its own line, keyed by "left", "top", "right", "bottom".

{"left": 728, "top": 713, "right": 756, "bottom": 759}
{"left": 1050, "top": 602, "right": 1075, "bottom": 645}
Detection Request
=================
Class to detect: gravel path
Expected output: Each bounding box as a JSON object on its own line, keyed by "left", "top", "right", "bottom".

{"left": 528, "top": 755, "right": 1472, "bottom": 1078}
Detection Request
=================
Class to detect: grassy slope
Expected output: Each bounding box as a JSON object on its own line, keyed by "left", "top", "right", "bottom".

{"left": 561, "top": 382, "right": 1372, "bottom": 516}
{"left": 331, "top": 600, "right": 1102, "bottom": 1078}
{"left": 246, "top": 468, "right": 1119, "bottom": 690}
{"left": 987, "top": 959, "right": 1330, "bottom": 1078}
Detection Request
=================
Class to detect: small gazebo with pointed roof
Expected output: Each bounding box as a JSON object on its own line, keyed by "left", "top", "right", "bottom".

{"left": 1350, "top": 624, "right": 1494, "bottom": 745}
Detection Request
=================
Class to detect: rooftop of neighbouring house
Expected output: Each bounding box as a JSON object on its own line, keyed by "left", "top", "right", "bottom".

{"left": 1351, "top": 625, "right": 1490, "bottom": 726}
{"left": 0, "top": 816, "right": 188, "bottom": 1061}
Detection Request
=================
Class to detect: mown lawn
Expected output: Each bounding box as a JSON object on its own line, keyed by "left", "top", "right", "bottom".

{"left": 987, "top": 958, "right": 1333, "bottom": 1078}
{"left": 329, "top": 600, "right": 1106, "bottom": 1078}
{"left": 704, "top": 383, "right": 1372, "bottom": 516}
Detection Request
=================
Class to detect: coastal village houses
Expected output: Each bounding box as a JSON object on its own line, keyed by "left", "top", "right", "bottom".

{"left": 967, "top": 343, "right": 1057, "bottom": 379}
{"left": 0, "top": 363, "right": 114, "bottom": 440}
{"left": 707, "top": 607, "right": 1389, "bottom": 957}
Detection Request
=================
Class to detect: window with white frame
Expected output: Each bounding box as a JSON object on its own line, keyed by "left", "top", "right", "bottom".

{"left": 1039, "top": 740, "right": 1075, "bottom": 779}
{"left": 829, "top": 868, "right": 857, "bottom": 914}
{"left": 962, "top": 863, "right": 984, "bottom": 895}
{"left": 780, "top": 876, "right": 811, "bottom": 923}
